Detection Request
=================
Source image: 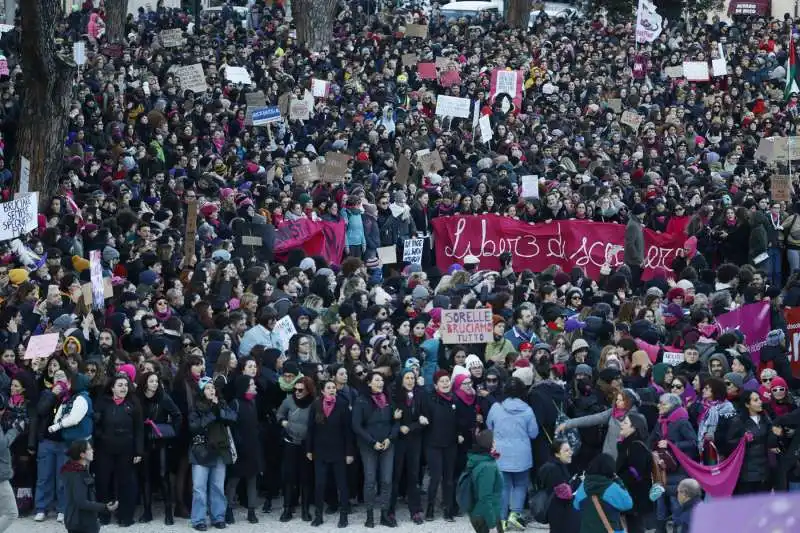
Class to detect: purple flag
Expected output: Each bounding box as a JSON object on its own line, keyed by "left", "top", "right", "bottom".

{"left": 715, "top": 301, "right": 771, "bottom": 366}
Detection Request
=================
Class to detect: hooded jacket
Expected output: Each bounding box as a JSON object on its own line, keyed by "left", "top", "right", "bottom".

{"left": 486, "top": 398, "right": 539, "bottom": 472}
{"left": 62, "top": 460, "right": 106, "bottom": 533}
{"left": 573, "top": 474, "right": 633, "bottom": 533}
{"left": 466, "top": 451, "right": 503, "bottom": 526}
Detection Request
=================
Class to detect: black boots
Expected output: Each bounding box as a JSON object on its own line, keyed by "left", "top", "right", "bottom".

{"left": 380, "top": 511, "right": 397, "bottom": 527}
{"left": 337, "top": 510, "right": 348, "bottom": 528}
{"left": 365, "top": 509, "right": 375, "bottom": 528}
{"left": 225, "top": 507, "right": 235, "bottom": 524}
{"left": 300, "top": 493, "right": 312, "bottom": 522}
{"left": 261, "top": 498, "right": 272, "bottom": 513}
{"left": 311, "top": 511, "right": 323, "bottom": 527}
{"left": 425, "top": 503, "right": 434, "bottom": 521}
{"left": 247, "top": 509, "right": 258, "bottom": 524}
{"left": 279, "top": 508, "right": 293, "bottom": 522}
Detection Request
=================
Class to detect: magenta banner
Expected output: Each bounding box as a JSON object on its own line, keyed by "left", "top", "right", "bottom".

{"left": 715, "top": 301, "right": 771, "bottom": 366}
{"left": 274, "top": 219, "right": 346, "bottom": 266}
{"left": 432, "top": 214, "right": 685, "bottom": 280}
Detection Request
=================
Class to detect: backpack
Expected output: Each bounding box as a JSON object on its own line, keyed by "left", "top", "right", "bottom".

{"left": 530, "top": 487, "right": 552, "bottom": 524}
{"left": 456, "top": 463, "right": 482, "bottom": 513}
{"left": 553, "top": 400, "right": 581, "bottom": 455}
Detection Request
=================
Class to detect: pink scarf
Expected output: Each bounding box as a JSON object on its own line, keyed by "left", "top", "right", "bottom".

{"left": 698, "top": 400, "right": 720, "bottom": 426}
{"left": 455, "top": 387, "right": 476, "bottom": 406}
{"left": 113, "top": 396, "right": 125, "bottom": 406}
{"left": 612, "top": 407, "right": 627, "bottom": 420}
{"left": 323, "top": 395, "right": 337, "bottom": 417}
{"left": 658, "top": 406, "right": 689, "bottom": 439}
{"left": 668, "top": 437, "right": 747, "bottom": 497}
{"left": 371, "top": 393, "right": 388, "bottom": 409}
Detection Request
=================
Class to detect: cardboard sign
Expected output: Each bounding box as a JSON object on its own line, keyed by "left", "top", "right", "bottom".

{"left": 273, "top": 315, "right": 297, "bottom": 354}
{"left": 606, "top": 98, "right": 622, "bottom": 113}
{"left": 0, "top": 192, "right": 38, "bottom": 241}
{"left": 620, "top": 110, "right": 643, "bottom": 130}
{"left": 417, "top": 63, "right": 437, "bottom": 80}
{"left": 251, "top": 106, "right": 281, "bottom": 126}
{"left": 396, "top": 154, "right": 411, "bottom": 185}
{"left": 377, "top": 246, "right": 397, "bottom": 265}
{"left": 322, "top": 152, "right": 351, "bottom": 183}
{"left": 24, "top": 333, "right": 60, "bottom": 360}
{"left": 311, "top": 78, "right": 329, "bottom": 98}
{"left": 224, "top": 66, "right": 253, "bottom": 85}
{"left": 241, "top": 235, "right": 263, "bottom": 246}
{"left": 435, "top": 95, "right": 471, "bottom": 118}
{"left": 278, "top": 92, "right": 291, "bottom": 116}
{"left": 73, "top": 41, "right": 86, "bottom": 66}
{"left": 159, "top": 28, "right": 183, "bottom": 48}
{"left": 662, "top": 351, "right": 685, "bottom": 366}
{"left": 405, "top": 24, "right": 428, "bottom": 38}
{"left": 664, "top": 65, "right": 684, "bottom": 78}
{"left": 682, "top": 61, "right": 710, "bottom": 81}
{"left": 184, "top": 200, "right": 197, "bottom": 261}
{"left": 520, "top": 175, "right": 540, "bottom": 199}
{"left": 402, "top": 238, "right": 424, "bottom": 265}
{"left": 439, "top": 70, "right": 461, "bottom": 88}
{"left": 292, "top": 163, "right": 320, "bottom": 183}
{"left": 402, "top": 53, "right": 418, "bottom": 67}
{"left": 478, "top": 115, "right": 492, "bottom": 143}
{"left": 173, "top": 64, "right": 207, "bottom": 93}
{"left": 441, "top": 309, "right": 493, "bottom": 344}
{"left": 771, "top": 175, "right": 792, "bottom": 202}
{"left": 418, "top": 151, "right": 444, "bottom": 174}
{"left": 81, "top": 278, "right": 113, "bottom": 305}
{"left": 289, "top": 98, "right": 311, "bottom": 120}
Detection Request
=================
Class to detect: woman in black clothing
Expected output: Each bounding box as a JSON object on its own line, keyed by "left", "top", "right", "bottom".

{"left": 616, "top": 416, "right": 653, "bottom": 533}
{"left": 453, "top": 371, "right": 479, "bottom": 514}
{"left": 93, "top": 374, "right": 143, "bottom": 527}
{"left": 388, "top": 370, "right": 427, "bottom": 525}
{"left": 62, "top": 441, "right": 119, "bottom": 533}
{"left": 171, "top": 355, "right": 204, "bottom": 518}
{"left": 137, "top": 371, "right": 182, "bottom": 525}
{"left": 423, "top": 370, "right": 459, "bottom": 522}
{"left": 728, "top": 390, "right": 777, "bottom": 494}
{"left": 352, "top": 372, "right": 398, "bottom": 528}
{"left": 537, "top": 440, "right": 580, "bottom": 533}
{"left": 306, "top": 380, "right": 353, "bottom": 529}
{"left": 225, "top": 375, "right": 262, "bottom": 524}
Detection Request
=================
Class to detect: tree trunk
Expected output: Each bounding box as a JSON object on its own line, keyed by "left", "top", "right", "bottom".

{"left": 14, "top": 0, "right": 76, "bottom": 204}
{"left": 506, "top": 0, "right": 531, "bottom": 29}
{"left": 104, "top": 0, "right": 127, "bottom": 44}
{"left": 292, "top": 0, "right": 337, "bottom": 52}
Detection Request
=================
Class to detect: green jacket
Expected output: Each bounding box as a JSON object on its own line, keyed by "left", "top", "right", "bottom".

{"left": 466, "top": 452, "right": 503, "bottom": 525}
{"left": 484, "top": 337, "right": 516, "bottom": 366}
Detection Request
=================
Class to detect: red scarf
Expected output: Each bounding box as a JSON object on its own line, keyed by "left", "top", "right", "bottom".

{"left": 436, "top": 390, "right": 454, "bottom": 403}
{"left": 323, "top": 395, "right": 337, "bottom": 417}
{"left": 455, "top": 387, "right": 476, "bottom": 406}
{"left": 371, "top": 392, "right": 388, "bottom": 409}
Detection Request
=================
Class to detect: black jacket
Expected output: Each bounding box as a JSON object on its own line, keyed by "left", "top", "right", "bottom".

{"left": 537, "top": 459, "right": 580, "bottom": 533}
{"left": 454, "top": 395, "right": 478, "bottom": 450}
{"left": 352, "top": 394, "right": 398, "bottom": 447}
{"left": 230, "top": 376, "right": 264, "bottom": 477}
{"left": 62, "top": 461, "right": 106, "bottom": 533}
{"left": 616, "top": 435, "right": 653, "bottom": 515}
{"left": 423, "top": 391, "right": 458, "bottom": 448}
{"left": 391, "top": 387, "right": 426, "bottom": 441}
{"left": 139, "top": 388, "right": 182, "bottom": 450}
{"left": 306, "top": 396, "right": 354, "bottom": 462}
{"left": 93, "top": 395, "right": 144, "bottom": 457}
{"left": 727, "top": 412, "right": 776, "bottom": 483}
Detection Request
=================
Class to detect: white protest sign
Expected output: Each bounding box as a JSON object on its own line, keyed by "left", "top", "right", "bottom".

{"left": 273, "top": 315, "right": 297, "bottom": 354}
{"left": 174, "top": 64, "right": 208, "bottom": 93}
{"left": 311, "top": 78, "right": 329, "bottom": 98}
{"left": 478, "top": 115, "right": 492, "bottom": 143}
{"left": 24, "top": 333, "right": 59, "bottom": 360}
{"left": 662, "top": 351, "right": 685, "bottom": 366}
{"left": 0, "top": 192, "right": 38, "bottom": 241}
{"left": 494, "top": 70, "right": 519, "bottom": 98}
{"left": 73, "top": 41, "right": 86, "bottom": 66}
{"left": 435, "top": 95, "right": 471, "bottom": 118}
{"left": 441, "top": 309, "right": 493, "bottom": 344}
{"left": 711, "top": 43, "right": 727, "bottom": 77}
{"left": 520, "top": 175, "right": 539, "bottom": 199}
{"left": 159, "top": 28, "right": 183, "bottom": 47}
{"left": 224, "top": 66, "right": 253, "bottom": 85}
{"left": 682, "top": 61, "right": 710, "bottom": 81}
{"left": 18, "top": 156, "right": 29, "bottom": 194}
{"left": 89, "top": 250, "right": 104, "bottom": 310}
{"left": 402, "top": 238, "right": 424, "bottom": 265}
{"left": 472, "top": 100, "right": 480, "bottom": 129}
{"left": 377, "top": 246, "right": 397, "bottom": 265}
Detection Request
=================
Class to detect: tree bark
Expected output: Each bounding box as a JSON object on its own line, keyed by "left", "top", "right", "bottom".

{"left": 292, "top": 0, "right": 338, "bottom": 52}
{"left": 104, "top": 0, "right": 127, "bottom": 44}
{"left": 506, "top": 0, "right": 532, "bottom": 29}
{"left": 14, "top": 0, "right": 76, "bottom": 204}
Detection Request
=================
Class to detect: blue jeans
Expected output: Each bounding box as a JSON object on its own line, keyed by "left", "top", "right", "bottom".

{"left": 358, "top": 444, "right": 394, "bottom": 511}
{"left": 35, "top": 439, "right": 67, "bottom": 514}
{"left": 788, "top": 249, "right": 800, "bottom": 276}
{"left": 768, "top": 247, "right": 783, "bottom": 286}
{"left": 789, "top": 482, "right": 800, "bottom": 492}
{"left": 656, "top": 494, "right": 682, "bottom": 523}
{"left": 191, "top": 460, "right": 227, "bottom": 526}
{"left": 501, "top": 470, "right": 528, "bottom": 520}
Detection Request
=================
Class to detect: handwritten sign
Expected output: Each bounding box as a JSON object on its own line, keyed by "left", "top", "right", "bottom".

{"left": 184, "top": 200, "right": 197, "bottom": 261}
{"left": 292, "top": 163, "right": 320, "bottom": 183}
{"left": 24, "top": 333, "right": 59, "bottom": 360}
{"left": 0, "top": 192, "right": 38, "bottom": 241}
{"left": 402, "top": 238, "right": 424, "bottom": 265}
{"left": 435, "top": 95, "right": 471, "bottom": 118}
{"left": 311, "top": 78, "right": 329, "bottom": 98}
{"left": 273, "top": 315, "right": 297, "bottom": 354}
{"left": 520, "top": 175, "right": 539, "bottom": 199}
{"left": 377, "top": 246, "right": 397, "bottom": 265}
{"left": 682, "top": 61, "right": 710, "bottom": 81}
{"left": 493, "top": 69, "right": 519, "bottom": 98}
{"left": 174, "top": 64, "right": 207, "bottom": 93}
{"left": 664, "top": 65, "right": 684, "bottom": 78}
{"left": 771, "top": 175, "right": 792, "bottom": 202}
{"left": 662, "top": 351, "right": 685, "bottom": 366}
{"left": 322, "top": 153, "right": 351, "bottom": 183}
{"left": 478, "top": 115, "right": 492, "bottom": 143}
{"left": 73, "top": 41, "right": 86, "bottom": 66}
{"left": 289, "top": 98, "right": 310, "bottom": 120}
{"left": 402, "top": 53, "right": 418, "bottom": 67}
{"left": 620, "top": 110, "right": 643, "bottom": 130}
{"left": 159, "top": 28, "right": 183, "bottom": 48}
{"left": 224, "top": 66, "right": 253, "bottom": 85}
{"left": 441, "top": 309, "right": 493, "bottom": 344}
{"left": 418, "top": 151, "right": 444, "bottom": 174}
{"left": 405, "top": 24, "right": 428, "bottom": 38}
{"left": 606, "top": 98, "right": 622, "bottom": 113}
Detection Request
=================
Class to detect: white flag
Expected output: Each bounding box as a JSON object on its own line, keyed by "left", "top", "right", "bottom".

{"left": 635, "top": 0, "right": 663, "bottom": 43}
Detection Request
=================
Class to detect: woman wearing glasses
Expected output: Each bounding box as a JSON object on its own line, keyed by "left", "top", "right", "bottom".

{"left": 276, "top": 376, "right": 315, "bottom": 523}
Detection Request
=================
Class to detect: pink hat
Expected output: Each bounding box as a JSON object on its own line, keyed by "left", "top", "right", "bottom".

{"left": 117, "top": 363, "right": 136, "bottom": 382}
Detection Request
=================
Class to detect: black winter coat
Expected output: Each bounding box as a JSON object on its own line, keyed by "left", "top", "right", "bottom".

{"left": 423, "top": 391, "right": 458, "bottom": 448}
{"left": 93, "top": 395, "right": 144, "bottom": 457}
{"left": 391, "top": 387, "right": 426, "bottom": 442}
{"left": 306, "top": 397, "right": 354, "bottom": 462}
{"left": 230, "top": 377, "right": 264, "bottom": 477}
{"left": 648, "top": 414, "right": 697, "bottom": 491}
{"left": 616, "top": 436, "right": 653, "bottom": 515}
{"left": 455, "top": 396, "right": 478, "bottom": 451}
{"left": 62, "top": 461, "right": 106, "bottom": 533}
{"left": 727, "top": 412, "right": 776, "bottom": 483}
{"left": 139, "top": 388, "right": 182, "bottom": 450}
{"left": 537, "top": 459, "right": 580, "bottom": 533}
{"left": 352, "top": 394, "right": 398, "bottom": 447}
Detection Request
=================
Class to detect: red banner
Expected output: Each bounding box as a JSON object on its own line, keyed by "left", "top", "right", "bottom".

{"left": 785, "top": 307, "right": 800, "bottom": 376}
{"left": 274, "top": 219, "right": 345, "bottom": 266}
{"left": 432, "top": 215, "right": 685, "bottom": 280}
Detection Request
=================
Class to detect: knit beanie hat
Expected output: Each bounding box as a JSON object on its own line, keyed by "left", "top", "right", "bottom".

{"left": 512, "top": 366, "right": 534, "bottom": 387}
{"left": 433, "top": 369, "right": 450, "bottom": 385}
{"left": 465, "top": 354, "right": 483, "bottom": 370}
{"left": 575, "top": 363, "right": 593, "bottom": 377}
{"left": 8, "top": 268, "right": 28, "bottom": 285}
{"left": 724, "top": 372, "right": 744, "bottom": 390}
{"left": 451, "top": 365, "right": 470, "bottom": 381}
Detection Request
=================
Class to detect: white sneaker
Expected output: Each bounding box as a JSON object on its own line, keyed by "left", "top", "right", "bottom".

{"left": 33, "top": 512, "right": 45, "bottom": 522}
{"left": 56, "top": 513, "right": 64, "bottom": 523}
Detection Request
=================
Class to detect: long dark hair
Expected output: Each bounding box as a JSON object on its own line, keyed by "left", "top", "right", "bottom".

{"left": 313, "top": 380, "right": 335, "bottom": 424}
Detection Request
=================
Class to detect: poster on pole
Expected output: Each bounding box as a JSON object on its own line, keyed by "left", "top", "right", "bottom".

{"left": 184, "top": 200, "right": 197, "bottom": 261}
{"left": 402, "top": 238, "right": 423, "bottom": 265}
{"left": 478, "top": 115, "right": 492, "bottom": 143}
{"left": 73, "top": 41, "right": 86, "bottom": 66}
{"left": 0, "top": 192, "right": 38, "bottom": 240}
{"left": 441, "top": 309, "right": 493, "bottom": 344}
{"left": 435, "top": 95, "right": 471, "bottom": 118}
{"left": 273, "top": 315, "right": 297, "bottom": 354}
{"left": 89, "top": 250, "right": 104, "bottom": 310}
{"left": 18, "top": 156, "right": 29, "bottom": 194}
{"left": 311, "top": 78, "right": 329, "bottom": 98}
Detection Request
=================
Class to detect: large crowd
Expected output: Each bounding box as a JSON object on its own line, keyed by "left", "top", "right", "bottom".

{"left": 0, "top": 1, "right": 798, "bottom": 533}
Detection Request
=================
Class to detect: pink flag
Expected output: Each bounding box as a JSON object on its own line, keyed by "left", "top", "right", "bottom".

{"left": 715, "top": 301, "right": 771, "bottom": 366}
{"left": 667, "top": 437, "right": 747, "bottom": 498}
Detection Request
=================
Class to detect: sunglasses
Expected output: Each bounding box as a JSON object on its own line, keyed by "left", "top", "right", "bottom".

{"left": 671, "top": 383, "right": 684, "bottom": 390}
{"left": 762, "top": 377, "right": 773, "bottom": 383}
{"left": 486, "top": 378, "right": 498, "bottom": 383}
{"left": 725, "top": 381, "right": 734, "bottom": 387}
{"left": 294, "top": 388, "right": 305, "bottom": 393}
{"left": 772, "top": 387, "right": 786, "bottom": 393}
{"left": 356, "top": 370, "right": 367, "bottom": 377}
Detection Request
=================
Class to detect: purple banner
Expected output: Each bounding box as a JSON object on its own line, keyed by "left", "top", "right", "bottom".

{"left": 715, "top": 301, "right": 771, "bottom": 366}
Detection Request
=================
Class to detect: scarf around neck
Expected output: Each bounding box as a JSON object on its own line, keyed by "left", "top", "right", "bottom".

{"left": 279, "top": 373, "right": 303, "bottom": 392}
{"left": 371, "top": 392, "right": 388, "bottom": 409}
{"left": 323, "top": 394, "right": 337, "bottom": 417}
{"left": 455, "top": 387, "right": 476, "bottom": 406}
{"left": 659, "top": 406, "right": 689, "bottom": 439}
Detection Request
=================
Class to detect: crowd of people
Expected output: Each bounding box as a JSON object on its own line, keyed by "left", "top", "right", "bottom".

{"left": 0, "top": 0, "right": 798, "bottom": 532}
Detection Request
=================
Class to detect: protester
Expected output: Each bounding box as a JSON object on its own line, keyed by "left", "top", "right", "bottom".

{"left": 62, "top": 441, "right": 119, "bottom": 533}
{"left": 572, "top": 453, "right": 633, "bottom": 533}
{"left": 465, "top": 430, "right": 503, "bottom": 533}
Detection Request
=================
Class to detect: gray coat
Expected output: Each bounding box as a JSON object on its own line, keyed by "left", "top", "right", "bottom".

{"left": 624, "top": 216, "right": 645, "bottom": 266}
{"left": 277, "top": 395, "right": 311, "bottom": 445}
{"left": 0, "top": 425, "right": 19, "bottom": 482}
{"left": 561, "top": 408, "right": 647, "bottom": 461}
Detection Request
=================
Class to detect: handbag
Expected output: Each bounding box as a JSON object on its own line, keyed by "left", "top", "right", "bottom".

{"left": 530, "top": 488, "right": 553, "bottom": 524}
{"left": 146, "top": 419, "right": 176, "bottom": 440}
{"left": 591, "top": 494, "right": 627, "bottom": 533}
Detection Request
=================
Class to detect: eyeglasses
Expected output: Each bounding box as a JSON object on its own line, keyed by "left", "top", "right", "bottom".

{"left": 381, "top": 344, "right": 391, "bottom": 350}
{"left": 356, "top": 370, "right": 367, "bottom": 377}
{"left": 772, "top": 387, "right": 786, "bottom": 393}
{"left": 294, "top": 388, "right": 305, "bottom": 393}
{"left": 671, "top": 383, "right": 684, "bottom": 390}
